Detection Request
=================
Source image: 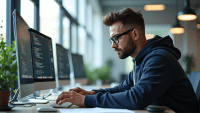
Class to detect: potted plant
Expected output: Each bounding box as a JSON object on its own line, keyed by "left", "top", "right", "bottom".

{"left": 94, "top": 65, "right": 110, "bottom": 85}
{"left": 0, "top": 22, "right": 18, "bottom": 108}
{"left": 94, "top": 59, "right": 113, "bottom": 85}
{"left": 85, "top": 64, "right": 96, "bottom": 85}
{"left": 183, "top": 54, "right": 195, "bottom": 78}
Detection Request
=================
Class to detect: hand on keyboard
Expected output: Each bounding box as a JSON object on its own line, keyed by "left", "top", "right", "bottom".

{"left": 51, "top": 102, "right": 72, "bottom": 108}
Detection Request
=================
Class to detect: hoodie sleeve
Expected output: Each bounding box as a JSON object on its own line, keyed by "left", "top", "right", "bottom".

{"left": 92, "top": 71, "right": 134, "bottom": 94}
{"left": 85, "top": 55, "right": 174, "bottom": 109}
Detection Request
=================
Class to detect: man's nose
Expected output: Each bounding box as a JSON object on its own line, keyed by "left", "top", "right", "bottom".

{"left": 111, "top": 42, "right": 118, "bottom": 48}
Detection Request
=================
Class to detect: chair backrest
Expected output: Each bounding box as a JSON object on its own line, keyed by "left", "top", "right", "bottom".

{"left": 190, "top": 72, "right": 200, "bottom": 92}
{"left": 196, "top": 80, "right": 200, "bottom": 113}
{"left": 196, "top": 80, "right": 200, "bottom": 101}
{"left": 189, "top": 72, "right": 200, "bottom": 113}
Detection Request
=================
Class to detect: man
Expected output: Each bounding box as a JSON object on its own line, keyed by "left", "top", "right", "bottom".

{"left": 56, "top": 8, "right": 199, "bottom": 112}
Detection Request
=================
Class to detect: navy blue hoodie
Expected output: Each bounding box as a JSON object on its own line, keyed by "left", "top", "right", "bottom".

{"left": 84, "top": 35, "right": 199, "bottom": 112}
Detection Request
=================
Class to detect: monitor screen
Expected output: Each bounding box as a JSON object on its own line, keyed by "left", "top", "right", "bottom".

{"left": 13, "top": 10, "right": 35, "bottom": 99}
{"left": 29, "top": 28, "right": 55, "bottom": 82}
{"left": 56, "top": 44, "right": 70, "bottom": 80}
{"left": 71, "top": 54, "right": 86, "bottom": 78}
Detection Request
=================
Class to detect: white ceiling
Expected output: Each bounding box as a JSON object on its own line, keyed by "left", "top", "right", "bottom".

{"left": 98, "top": 0, "right": 200, "bottom": 24}
{"left": 99, "top": 0, "right": 200, "bottom": 8}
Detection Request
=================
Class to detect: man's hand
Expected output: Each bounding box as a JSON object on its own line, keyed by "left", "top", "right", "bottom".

{"left": 56, "top": 91, "right": 86, "bottom": 107}
{"left": 69, "top": 87, "right": 96, "bottom": 95}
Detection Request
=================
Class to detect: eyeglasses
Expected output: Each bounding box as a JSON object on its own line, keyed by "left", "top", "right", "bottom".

{"left": 109, "top": 29, "right": 134, "bottom": 44}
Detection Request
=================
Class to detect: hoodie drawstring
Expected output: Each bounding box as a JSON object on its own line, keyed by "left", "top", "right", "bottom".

{"left": 133, "top": 60, "right": 136, "bottom": 85}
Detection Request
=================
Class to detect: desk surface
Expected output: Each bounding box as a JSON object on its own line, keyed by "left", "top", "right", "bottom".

{"left": 5, "top": 85, "right": 175, "bottom": 113}
{"left": 5, "top": 100, "right": 175, "bottom": 113}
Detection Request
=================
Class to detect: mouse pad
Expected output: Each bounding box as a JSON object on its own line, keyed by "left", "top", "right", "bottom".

{"left": 147, "top": 107, "right": 165, "bottom": 112}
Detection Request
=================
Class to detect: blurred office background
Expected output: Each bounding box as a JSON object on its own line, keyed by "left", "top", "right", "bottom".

{"left": 0, "top": 0, "right": 200, "bottom": 84}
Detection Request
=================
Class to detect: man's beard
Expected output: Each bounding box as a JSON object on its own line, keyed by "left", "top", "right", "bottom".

{"left": 116, "top": 37, "right": 136, "bottom": 59}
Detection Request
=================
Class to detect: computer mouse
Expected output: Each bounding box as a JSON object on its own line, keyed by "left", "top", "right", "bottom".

{"left": 146, "top": 107, "right": 165, "bottom": 112}
{"left": 37, "top": 107, "right": 57, "bottom": 112}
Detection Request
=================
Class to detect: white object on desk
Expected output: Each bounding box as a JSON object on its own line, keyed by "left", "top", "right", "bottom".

{"left": 58, "top": 107, "right": 135, "bottom": 113}
{"left": 37, "top": 107, "right": 57, "bottom": 112}
{"left": 14, "top": 99, "right": 49, "bottom": 104}
{"left": 51, "top": 102, "right": 73, "bottom": 108}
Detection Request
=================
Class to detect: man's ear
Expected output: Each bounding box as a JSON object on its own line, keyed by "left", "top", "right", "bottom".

{"left": 131, "top": 29, "right": 139, "bottom": 41}
{"left": 134, "top": 29, "right": 140, "bottom": 40}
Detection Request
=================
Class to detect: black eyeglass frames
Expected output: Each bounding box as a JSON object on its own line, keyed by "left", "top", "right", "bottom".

{"left": 109, "top": 29, "right": 134, "bottom": 44}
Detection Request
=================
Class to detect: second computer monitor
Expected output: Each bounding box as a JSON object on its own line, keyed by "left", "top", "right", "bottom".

{"left": 29, "top": 28, "right": 56, "bottom": 91}
{"left": 13, "top": 10, "right": 35, "bottom": 101}
{"left": 56, "top": 44, "right": 71, "bottom": 87}
{"left": 71, "top": 53, "right": 87, "bottom": 85}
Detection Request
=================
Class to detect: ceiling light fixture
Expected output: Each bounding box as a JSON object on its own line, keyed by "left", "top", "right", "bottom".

{"left": 178, "top": 0, "right": 197, "bottom": 21}
{"left": 170, "top": 0, "right": 185, "bottom": 34}
{"left": 144, "top": 4, "right": 165, "bottom": 11}
{"left": 170, "top": 18, "right": 185, "bottom": 34}
{"left": 197, "top": 24, "right": 200, "bottom": 29}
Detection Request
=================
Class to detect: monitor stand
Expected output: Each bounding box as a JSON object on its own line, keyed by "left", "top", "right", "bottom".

{"left": 50, "top": 88, "right": 63, "bottom": 96}
{"left": 10, "top": 87, "right": 49, "bottom": 105}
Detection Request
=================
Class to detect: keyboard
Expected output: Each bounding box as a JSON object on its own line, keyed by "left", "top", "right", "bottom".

{"left": 50, "top": 102, "right": 73, "bottom": 108}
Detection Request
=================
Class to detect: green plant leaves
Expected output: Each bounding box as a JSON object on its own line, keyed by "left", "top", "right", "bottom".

{"left": 85, "top": 59, "right": 113, "bottom": 83}
{"left": 0, "top": 37, "right": 18, "bottom": 91}
{"left": 184, "top": 54, "right": 194, "bottom": 74}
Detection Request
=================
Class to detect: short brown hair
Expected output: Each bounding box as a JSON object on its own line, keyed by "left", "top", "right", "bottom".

{"left": 102, "top": 8, "right": 145, "bottom": 37}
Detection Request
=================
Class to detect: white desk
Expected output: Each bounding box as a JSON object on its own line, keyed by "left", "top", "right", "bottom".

{"left": 6, "top": 85, "right": 175, "bottom": 113}
{"left": 5, "top": 100, "right": 175, "bottom": 113}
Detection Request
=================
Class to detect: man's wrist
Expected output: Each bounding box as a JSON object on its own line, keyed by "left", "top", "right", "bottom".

{"left": 90, "top": 91, "right": 96, "bottom": 95}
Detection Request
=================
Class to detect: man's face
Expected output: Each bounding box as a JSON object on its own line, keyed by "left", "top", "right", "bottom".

{"left": 110, "top": 22, "right": 136, "bottom": 59}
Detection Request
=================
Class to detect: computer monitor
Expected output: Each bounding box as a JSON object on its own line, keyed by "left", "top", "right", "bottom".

{"left": 28, "top": 28, "right": 56, "bottom": 91}
{"left": 56, "top": 44, "right": 70, "bottom": 87}
{"left": 71, "top": 53, "right": 87, "bottom": 85}
{"left": 13, "top": 10, "right": 36, "bottom": 102}
{"left": 13, "top": 10, "right": 51, "bottom": 104}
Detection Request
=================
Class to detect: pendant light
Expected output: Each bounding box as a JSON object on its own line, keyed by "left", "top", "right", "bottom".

{"left": 170, "top": 0, "right": 185, "bottom": 34}
{"left": 170, "top": 18, "right": 185, "bottom": 34}
{"left": 178, "top": 0, "right": 197, "bottom": 21}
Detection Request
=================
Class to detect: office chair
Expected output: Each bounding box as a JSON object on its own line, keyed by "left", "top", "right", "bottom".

{"left": 196, "top": 80, "right": 200, "bottom": 113}
{"left": 189, "top": 72, "right": 200, "bottom": 113}
{"left": 190, "top": 72, "right": 200, "bottom": 92}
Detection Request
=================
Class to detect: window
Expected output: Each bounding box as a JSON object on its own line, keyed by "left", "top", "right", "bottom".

{"left": 21, "top": 0, "right": 34, "bottom": 28}
{"left": 0, "top": 0, "right": 6, "bottom": 42}
{"left": 78, "top": 0, "right": 86, "bottom": 25}
{"left": 71, "top": 23, "right": 77, "bottom": 53}
{"left": 86, "top": 4, "right": 92, "bottom": 34}
{"left": 63, "top": 16, "right": 70, "bottom": 49}
{"left": 86, "top": 37, "right": 93, "bottom": 64}
{"left": 40, "top": 0, "right": 60, "bottom": 69}
{"left": 40, "top": 0, "right": 60, "bottom": 45}
{"left": 78, "top": 26, "right": 86, "bottom": 55}
{"left": 92, "top": 13, "right": 103, "bottom": 67}
{"left": 62, "top": 0, "right": 77, "bottom": 19}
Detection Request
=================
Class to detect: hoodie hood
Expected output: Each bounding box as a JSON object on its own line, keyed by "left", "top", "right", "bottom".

{"left": 135, "top": 35, "right": 181, "bottom": 64}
